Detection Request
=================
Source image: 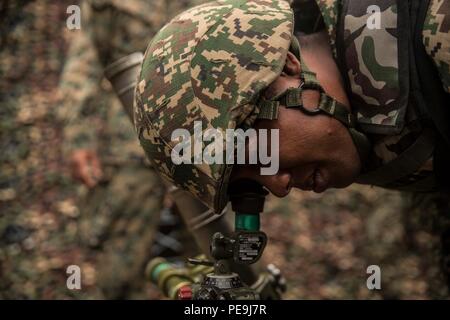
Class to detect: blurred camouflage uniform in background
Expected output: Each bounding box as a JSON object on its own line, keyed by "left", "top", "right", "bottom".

{"left": 0, "top": 0, "right": 203, "bottom": 299}
{"left": 56, "top": 0, "right": 208, "bottom": 298}
{"left": 0, "top": 0, "right": 85, "bottom": 299}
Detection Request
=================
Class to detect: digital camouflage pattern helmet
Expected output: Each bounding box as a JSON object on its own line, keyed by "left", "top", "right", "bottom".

{"left": 134, "top": 0, "right": 370, "bottom": 213}
{"left": 134, "top": 0, "right": 294, "bottom": 213}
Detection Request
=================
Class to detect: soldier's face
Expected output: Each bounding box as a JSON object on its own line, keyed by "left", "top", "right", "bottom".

{"left": 230, "top": 105, "right": 361, "bottom": 197}
{"left": 230, "top": 51, "right": 361, "bottom": 197}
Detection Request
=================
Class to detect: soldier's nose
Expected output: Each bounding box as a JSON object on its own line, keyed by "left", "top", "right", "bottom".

{"left": 260, "top": 171, "right": 292, "bottom": 198}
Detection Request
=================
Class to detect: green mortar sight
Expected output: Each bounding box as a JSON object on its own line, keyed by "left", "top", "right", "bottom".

{"left": 183, "top": 179, "right": 270, "bottom": 300}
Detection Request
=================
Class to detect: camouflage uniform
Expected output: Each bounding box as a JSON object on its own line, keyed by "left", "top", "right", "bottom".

{"left": 316, "top": 0, "right": 449, "bottom": 95}
{"left": 315, "top": 0, "right": 449, "bottom": 183}
{"left": 0, "top": 0, "right": 94, "bottom": 299}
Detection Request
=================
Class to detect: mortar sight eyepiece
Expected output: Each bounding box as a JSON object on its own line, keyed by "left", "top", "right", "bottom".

{"left": 228, "top": 179, "right": 268, "bottom": 215}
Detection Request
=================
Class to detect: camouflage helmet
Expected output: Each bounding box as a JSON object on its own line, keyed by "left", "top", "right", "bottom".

{"left": 134, "top": 0, "right": 370, "bottom": 213}
{"left": 134, "top": 0, "right": 294, "bottom": 213}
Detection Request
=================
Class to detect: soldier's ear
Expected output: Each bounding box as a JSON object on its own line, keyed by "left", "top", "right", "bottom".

{"left": 283, "top": 51, "right": 302, "bottom": 77}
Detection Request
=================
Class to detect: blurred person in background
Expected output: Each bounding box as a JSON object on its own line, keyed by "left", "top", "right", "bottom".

{"left": 56, "top": 0, "right": 208, "bottom": 298}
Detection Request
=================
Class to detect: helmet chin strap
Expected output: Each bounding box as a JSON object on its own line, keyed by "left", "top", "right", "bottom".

{"left": 257, "top": 37, "right": 371, "bottom": 167}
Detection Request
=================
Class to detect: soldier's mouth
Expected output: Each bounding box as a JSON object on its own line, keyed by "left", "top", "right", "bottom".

{"left": 298, "top": 168, "right": 329, "bottom": 193}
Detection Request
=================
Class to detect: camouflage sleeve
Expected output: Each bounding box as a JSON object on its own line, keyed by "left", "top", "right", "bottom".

{"left": 57, "top": 4, "right": 104, "bottom": 156}
{"left": 82, "top": 0, "right": 207, "bottom": 67}
{"left": 423, "top": 0, "right": 450, "bottom": 94}
{"left": 82, "top": 0, "right": 167, "bottom": 67}
{"left": 315, "top": 0, "right": 449, "bottom": 93}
